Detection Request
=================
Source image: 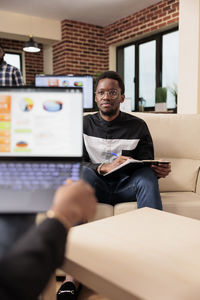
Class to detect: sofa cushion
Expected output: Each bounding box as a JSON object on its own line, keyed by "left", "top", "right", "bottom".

{"left": 89, "top": 203, "right": 114, "bottom": 221}
{"left": 162, "top": 192, "right": 200, "bottom": 220}
{"left": 114, "top": 202, "right": 137, "bottom": 215}
{"left": 158, "top": 158, "right": 200, "bottom": 192}
{"left": 113, "top": 192, "right": 200, "bottom": 220}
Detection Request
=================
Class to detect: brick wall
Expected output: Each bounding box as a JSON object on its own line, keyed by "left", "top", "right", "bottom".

{"left": 53, "top": 20, "right": 109, "bottom": 77}
{"left": 105, "top": 0, "right": 179, "bottom": 45}
{"left": 0, "top": 0, "right": 179, "bottom": 83}
{"left": 54, "top": 0, "right": 179, "bottom": 76}
{"left": 24, "top": 49, "right": 43, "bottom": 84}
{"left": 0, "top": 38, "right": 43, "bottom": 85}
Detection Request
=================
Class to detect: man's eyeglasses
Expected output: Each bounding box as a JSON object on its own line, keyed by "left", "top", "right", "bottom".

{"left": 95, "top": 89, "right": 120, "bottom": 99}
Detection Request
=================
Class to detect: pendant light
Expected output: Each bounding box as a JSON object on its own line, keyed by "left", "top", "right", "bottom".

{"left": 23, "top": 34, "right": 40, "bottom": 53}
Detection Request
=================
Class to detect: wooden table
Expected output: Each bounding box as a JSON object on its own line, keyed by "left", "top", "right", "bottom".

{"left": 61, "top": 208, "right": 200, "bottom": 300}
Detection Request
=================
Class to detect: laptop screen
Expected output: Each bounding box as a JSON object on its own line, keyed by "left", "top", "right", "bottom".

{"left": 0, "top": 87, "right": 83, "bottom": 158}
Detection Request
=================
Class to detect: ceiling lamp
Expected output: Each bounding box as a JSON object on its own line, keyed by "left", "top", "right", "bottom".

{"left": 23, "top": 35, "right": 40, "bottom": 53}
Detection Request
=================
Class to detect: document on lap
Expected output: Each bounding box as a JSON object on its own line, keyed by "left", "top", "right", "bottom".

{"left": 103, "top": 159, "right": 170, "bottom": 176}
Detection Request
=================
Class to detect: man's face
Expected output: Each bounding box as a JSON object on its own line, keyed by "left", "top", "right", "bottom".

{"left": 95, "top": 78, "right": 125, "bottom": 117}
{"left": 0, "top": 48, "right": 4, "bottom": 60}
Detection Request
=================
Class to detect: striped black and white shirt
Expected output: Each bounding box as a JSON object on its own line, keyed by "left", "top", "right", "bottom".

{"left": 83, "top": 111, "right": 154, "bottom": 172}
{"left": 0, "top": 61, "right": 24, "bottom": 86}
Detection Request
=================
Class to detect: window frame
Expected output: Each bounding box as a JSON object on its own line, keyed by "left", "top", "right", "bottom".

{"left": 116, "top": 26, "right": 178, "bottom": 111}
{"left": 4, "top": 50, "right": 23, "bottom": 74}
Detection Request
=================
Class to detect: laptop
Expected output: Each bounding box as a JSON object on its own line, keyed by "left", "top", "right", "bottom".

{"left": 0, "top": 86, "right": 83, "bottom": 213}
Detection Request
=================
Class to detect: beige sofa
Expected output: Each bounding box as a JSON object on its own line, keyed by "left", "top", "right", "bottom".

{"left": 90, "top": 113, "right": 200, "bottom": 221}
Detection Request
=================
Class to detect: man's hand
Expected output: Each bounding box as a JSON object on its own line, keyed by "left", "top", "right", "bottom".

{"left": 51, "top": 180, "right": 97, "bottom": 228}
{"left": 151, "top": 162, "right": 171, "bottom": 178}
{"left": 99, "top": 156, "right": 132, "bottom": 174}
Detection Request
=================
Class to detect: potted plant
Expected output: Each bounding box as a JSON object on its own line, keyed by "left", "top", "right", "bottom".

{"left": 138, "top": 97, "right": 146, "bottom": 112}
{"left": 168, "top": 83, "right": 177, "bottom": 113}
{"left": 155, "top": 87, "right": 167, "bottom": 112}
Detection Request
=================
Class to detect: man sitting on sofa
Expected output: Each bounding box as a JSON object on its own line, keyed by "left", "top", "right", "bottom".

{"left": 82, "top": 70, "right": 171, "bottom": 209}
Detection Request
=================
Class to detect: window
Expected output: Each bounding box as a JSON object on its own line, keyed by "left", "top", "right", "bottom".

{"left": 124, "top": 45, "right": 135, "bottom": 110}
{"left": 117, "top": 28, "right": 178, "bottom": 111}
{"left": 4, "top": 52, "right": 23, "bottom": 73}
{"left": 139, "top": 40, "right": 156, "bottom": 108}
{"left": 162, "top": 31, "right": 179, "bottom": 109}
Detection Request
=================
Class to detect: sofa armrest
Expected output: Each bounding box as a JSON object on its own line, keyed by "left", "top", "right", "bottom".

{"left": 196, "top": 168, "right": 200, "bottom": 195}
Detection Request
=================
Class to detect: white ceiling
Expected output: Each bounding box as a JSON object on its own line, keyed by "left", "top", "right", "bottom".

{"left": 1, "top": 0, "right": 160, "bottom": 26}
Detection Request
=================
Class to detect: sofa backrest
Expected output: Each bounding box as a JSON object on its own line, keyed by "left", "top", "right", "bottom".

{"left": 131, "top": 113, "right": 200, "bottom": 192}
{"left": 84, "top": 112, "right": 200, "bottom": 193}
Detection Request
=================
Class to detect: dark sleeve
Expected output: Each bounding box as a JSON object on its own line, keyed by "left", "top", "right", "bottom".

{"left": 0, "top": 218, "right": 67, "bottom": 300}
{"left": 134, "top": 122, "right": 154, "bottom": 160}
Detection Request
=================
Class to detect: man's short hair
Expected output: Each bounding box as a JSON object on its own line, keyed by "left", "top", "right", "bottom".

{"left": 95, "top": 71, "right": 125, "bottom": 95}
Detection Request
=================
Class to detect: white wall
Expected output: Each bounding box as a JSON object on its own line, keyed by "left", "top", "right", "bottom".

{"left": 109, "top": 45, "right": 116, "bottom": 71}
{"left": 178, "top": 0, "right": 200, "bottom": 114}
{"left": 0, "top": 10, "right": 61, "bottom": 43}
{"left": 43, "top": 45, "right": 53, "bottom": 74}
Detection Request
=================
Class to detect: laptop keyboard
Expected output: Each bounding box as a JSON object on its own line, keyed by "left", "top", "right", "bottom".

{"left": 0, "top": 162, "right": 81, "bottom": 190}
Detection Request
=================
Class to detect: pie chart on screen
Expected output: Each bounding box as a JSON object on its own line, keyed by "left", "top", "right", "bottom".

{"left": 62, "top": 80, "right": 70, "bottom": 86}
{"left": 20, "top": 98, "right": 34, "bottom": 112}
{"left": 16, "top": 141, "right": 28, "bottom": 148}
{"left": 43, "top": 100, "right": 63, "bottom": 112}
{"left": 74, "top": 81, "right": 83, "bottom": 87}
